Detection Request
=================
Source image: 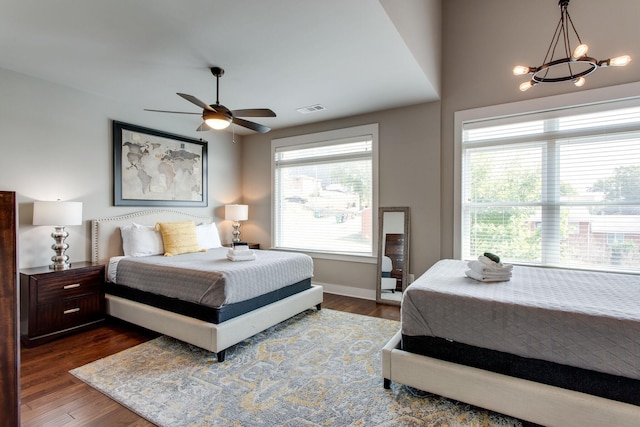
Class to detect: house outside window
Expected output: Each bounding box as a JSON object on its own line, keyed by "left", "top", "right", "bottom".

{"left": 457, "top": 97, "right": 640, "bottom": 273}
{"left": 272, "top": 124, "right": 378, "bottom": 258}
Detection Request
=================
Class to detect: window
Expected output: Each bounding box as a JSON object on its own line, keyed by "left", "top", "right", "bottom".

{"left": 272, "top": 124, "right": 378, "bottom": 258}
{"left": 459, "top": 98, "right": 640, "bottom": 273}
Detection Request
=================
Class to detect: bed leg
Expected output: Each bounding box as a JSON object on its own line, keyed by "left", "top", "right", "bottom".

{"left": 216, "top": 349, "right": 226, "bottom": 362}
{"left": 384, "top": 378, "right": 391, "bottom": 389}
{"left": 316, "top": 303, "right": 322, "bottom": 310}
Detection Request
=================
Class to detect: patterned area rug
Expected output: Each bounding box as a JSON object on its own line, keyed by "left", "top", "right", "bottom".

{"left": 71, "top": 309, "right": 522, "bottom": 426}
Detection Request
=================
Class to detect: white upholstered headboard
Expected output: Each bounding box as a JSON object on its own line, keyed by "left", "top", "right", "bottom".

{"left": 91, "top": 209, "right": 213, "bottom": 266}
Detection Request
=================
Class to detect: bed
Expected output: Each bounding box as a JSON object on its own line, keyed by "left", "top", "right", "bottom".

{"left": 91, "top": 209, "right": 323, "bottom": 362}
{"left": 382, "top": 259, "right": 640, "bottom": 427}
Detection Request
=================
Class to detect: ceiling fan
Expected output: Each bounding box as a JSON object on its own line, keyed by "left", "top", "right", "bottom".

{"left": 145, "top": 67, "right": 276, "bottom": 133}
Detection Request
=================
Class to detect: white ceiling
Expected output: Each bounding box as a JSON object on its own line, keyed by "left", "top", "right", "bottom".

{"left": 0, "top": 0, "right": 440, "bottom": 134}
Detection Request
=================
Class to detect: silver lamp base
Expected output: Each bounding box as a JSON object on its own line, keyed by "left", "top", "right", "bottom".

{"left": 49, "top": 226, "right": 71, "bottom": 270}
{"left": 232, "top": 221, "right": 242, "bottom": 243}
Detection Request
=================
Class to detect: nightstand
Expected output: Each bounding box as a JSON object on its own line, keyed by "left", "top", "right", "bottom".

{"left": 20, "top": 262, "right": 105, "bottom": 347}
{"left": 225, "top": 242, "right": 260, "bottom": 249}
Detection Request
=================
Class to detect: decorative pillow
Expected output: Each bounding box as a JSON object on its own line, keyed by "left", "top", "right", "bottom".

{"left": 155, "top": 221, "right": 203, "bottom": 256}
{"left": 120, "top": 223, "right": 164, "bottom": 257}
{"left": 196, "top": 222, "right": 222, "bottom": 249}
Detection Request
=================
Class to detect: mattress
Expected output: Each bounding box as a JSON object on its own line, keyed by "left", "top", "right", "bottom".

{"left": 109, "top": 247, "right": 314, "bottom": 307}
{"left": 402, "top": 259, "right": 640, "bottom": 380}
{"left": 106, "top": 278, "right": 312, "bottom": 324}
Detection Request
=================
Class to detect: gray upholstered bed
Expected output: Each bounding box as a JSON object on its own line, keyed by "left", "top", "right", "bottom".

{"left": 383, "top": 259, "right": 640, "bottom": 427}
{"left": 91, "top": 209, "right": 323, "bottom": 362}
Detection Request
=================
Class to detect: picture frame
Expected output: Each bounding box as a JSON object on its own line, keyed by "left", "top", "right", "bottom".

{"left": 113, "top": 121, "right": 208, "bottom": 207}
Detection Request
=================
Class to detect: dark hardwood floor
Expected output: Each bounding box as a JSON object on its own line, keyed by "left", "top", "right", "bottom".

{"left": 20, "top": 293, "right": 399, "bottom": 426}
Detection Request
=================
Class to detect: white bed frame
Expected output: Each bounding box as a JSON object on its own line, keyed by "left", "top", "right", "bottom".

{"left": 382, "top": 331, "right": 640, "bottom": 427}
{"left": 91, "top": 209, "right": 323, "bottom": 361}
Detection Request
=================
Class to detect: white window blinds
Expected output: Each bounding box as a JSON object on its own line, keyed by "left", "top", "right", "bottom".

{"left": 461, "top": 101, "right": 640, "bottom": 273}
{"left": 273, "top": 134, "right": 374, "bottom": 256}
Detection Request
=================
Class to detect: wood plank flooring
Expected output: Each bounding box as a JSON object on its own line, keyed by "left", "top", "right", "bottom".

{"left": 20, "top": 293, "right": 399, "bottom": 426}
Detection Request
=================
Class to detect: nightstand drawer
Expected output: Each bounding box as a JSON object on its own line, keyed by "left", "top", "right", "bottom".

{"left": 35, "top": 270, "right": 102, "bottom": 304}
{"left": 34, "top": 295, "right": 104, "bottom": 335}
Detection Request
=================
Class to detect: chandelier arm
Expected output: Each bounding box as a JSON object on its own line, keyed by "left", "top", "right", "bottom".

{"left": 562, "top": 13, "right": 571, "bottom": 57}
{"left": 542, "top": 15, "right": 565, "bottom": 65}
{"left": 565, "top": 11, "right": 584, "bottom": 45}
{"left": 560, "top": 18, "right": 577, "bottom": 78}
{"left": 542, "top": 20, "right": 566, "bottom": 80}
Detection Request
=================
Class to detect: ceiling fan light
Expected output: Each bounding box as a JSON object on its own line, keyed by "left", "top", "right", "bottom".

{"left": 205, "top": 117, "right": 231, "bottom": 130}
{"left": 573, "top": 77, "right": 586, "bottom": 87}
{"left": 203, "top": 109, "right": 232, "bottom": 130}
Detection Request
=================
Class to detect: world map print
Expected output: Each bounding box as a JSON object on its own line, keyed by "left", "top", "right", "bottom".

{"left": 120, "top": 129, "right": 204, "bottom": 202}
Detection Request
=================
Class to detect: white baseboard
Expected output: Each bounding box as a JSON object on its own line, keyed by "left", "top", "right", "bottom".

{"left": 313, "top": 281, "right": 376, "bottom": 301}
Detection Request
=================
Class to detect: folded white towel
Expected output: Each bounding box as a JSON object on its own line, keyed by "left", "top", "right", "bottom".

{"left": 227, "top": 248, "right": 255, "bottom": 257}
{"left": 467, "top": 260, "right": 513, "bottom": 275}
{"left": 227, "top": 252, "right": 257, "bottom": 262}
{"left": 465, "top": 269, "right": 511, "bottom": 282}
{"left": 232, "top": 244, "right": 250, "bottom": 252}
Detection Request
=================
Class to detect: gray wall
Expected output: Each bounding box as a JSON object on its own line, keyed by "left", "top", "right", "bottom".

{"left": 0, "top": 68, "right": 243, "bottom": 269}
{"left": 241, "top": 102, "right": 441, "bottom": 296}
{"left": 4, "top": 0, "right": 639, "bottom": 298}
{"left": 440, "top": 0, "right": 640, "bottom": 258}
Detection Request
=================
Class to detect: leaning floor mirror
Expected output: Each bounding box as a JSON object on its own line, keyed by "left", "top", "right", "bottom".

{"left": 376, "top": 207, "right": 410, "bottom": 305}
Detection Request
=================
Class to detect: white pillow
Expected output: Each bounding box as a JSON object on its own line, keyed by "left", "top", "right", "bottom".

{"left": 196, "top": 222, "right": 222, "bottom": 249}
{"left": 120, "top": 223, "right": 164, "bottom": 257}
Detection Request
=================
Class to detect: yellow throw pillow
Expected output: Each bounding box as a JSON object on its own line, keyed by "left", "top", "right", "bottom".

{"left": 155, "top": 221, "right": 204, "bottom": 256}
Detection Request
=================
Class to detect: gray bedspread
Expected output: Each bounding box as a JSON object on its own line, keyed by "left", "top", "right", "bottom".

{"left": 402, "top": 259, "right": 640, "bottom": 380}
{"left": 113, "top": 247, "right": 313, "bottom": 307}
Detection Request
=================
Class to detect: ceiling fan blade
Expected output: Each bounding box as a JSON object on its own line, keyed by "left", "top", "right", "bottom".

{"left": 177, "top": 93, "right": 216, "bottom": 111}
{"left": 231, "top": 108, "right": 276, "bottom": 118}
{"left": 144, "top": 109, "right": 200, "bottom": 115}
{"left": 196, "top": 122, "right": 211, "bottom": 132}
{"left": 233, "top": 117, "right": 271, "bottom": 133}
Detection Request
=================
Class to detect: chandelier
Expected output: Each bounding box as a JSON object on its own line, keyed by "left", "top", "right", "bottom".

{"left": 513, "top": 0, "right": 630, "bottom": 92}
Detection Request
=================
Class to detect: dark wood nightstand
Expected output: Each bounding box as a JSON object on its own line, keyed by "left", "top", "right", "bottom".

{"left": 20, "top": 262, "right": 105, "bottom": 347}
{"left": 225, "top": 242, "right": 260, "bottom": 249}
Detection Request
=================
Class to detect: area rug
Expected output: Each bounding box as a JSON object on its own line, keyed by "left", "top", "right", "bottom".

{"left": 70, "top": 309, "right": 522, "bottom": 426}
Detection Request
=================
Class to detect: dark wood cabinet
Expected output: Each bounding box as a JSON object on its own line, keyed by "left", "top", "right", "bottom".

{"left": 0, "top": 191, "right": 19, "bottom": 426}
{"left": 225, "top": 242, "right": 260, "bottom": 249}
{"left": 20, "top": 262, "right": 105, "bottom": 347}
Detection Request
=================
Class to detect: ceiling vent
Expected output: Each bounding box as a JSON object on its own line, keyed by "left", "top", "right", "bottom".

{"left": 296, "top": 104, "right": 326, "bottom": 114}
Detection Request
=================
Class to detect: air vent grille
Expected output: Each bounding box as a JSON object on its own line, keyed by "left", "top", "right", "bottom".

{"left": 296, "top": 104, "right": 326, "bottom": 114}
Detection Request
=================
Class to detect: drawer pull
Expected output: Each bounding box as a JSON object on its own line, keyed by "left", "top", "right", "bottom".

{"left": 63, "top": 308, "right": 80, "bottom": 315}
{"left": 63, "top": 283, "right": 81, "bottom": 290}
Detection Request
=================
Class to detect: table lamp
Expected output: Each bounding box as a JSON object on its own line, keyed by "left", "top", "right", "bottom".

{"left": 33, "top": 200, "right": 83, "bottom": 270}
{"left": 225, "top": 204, "right": 248, "bottom": 243}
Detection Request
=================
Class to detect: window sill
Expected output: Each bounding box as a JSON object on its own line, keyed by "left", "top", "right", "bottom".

{"left": 268, "top": 247, "right": 376, "bottom": 264}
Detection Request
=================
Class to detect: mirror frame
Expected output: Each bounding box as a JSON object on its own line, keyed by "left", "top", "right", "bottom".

{"left": 376, "top": 206, "right": 410, "bottom": 305}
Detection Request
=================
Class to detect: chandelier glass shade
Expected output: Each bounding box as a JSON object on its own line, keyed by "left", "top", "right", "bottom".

{"left": 514, "top": 0, "right": 630, "bottom": 92}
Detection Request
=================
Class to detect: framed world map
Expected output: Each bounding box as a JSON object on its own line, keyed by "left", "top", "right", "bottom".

{"left": 113, "top": 121, "right": 208, "bottom": 207}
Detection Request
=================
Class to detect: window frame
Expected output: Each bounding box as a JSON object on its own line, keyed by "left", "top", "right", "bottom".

{"left": 271, "top": 124, "right": 379, "bottom": 263}
{"left": 454, "top": 82, "right": 640, "bottom": 271}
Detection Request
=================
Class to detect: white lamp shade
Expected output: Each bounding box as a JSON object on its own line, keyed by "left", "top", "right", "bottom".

{"left": 225, "top": 204, "right": 248, "bottom": 221}
{"left": 33, "top": 201, "right": 83, "bottom": 226}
